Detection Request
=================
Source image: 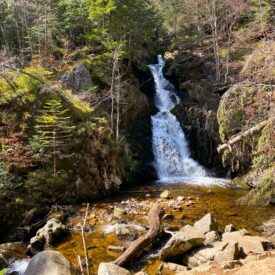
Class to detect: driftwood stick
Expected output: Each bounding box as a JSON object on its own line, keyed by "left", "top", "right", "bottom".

{"left": 81, "top": 203, "right": 90, "bottom": 275}
{"left": 113, "top": 203, "right": 164, "bottom": 267}
{"left": 217, "top": 118, "right": 274, "bottom": 154}
{"left": 77, "top": 255, "right": 84, "bottom": 275}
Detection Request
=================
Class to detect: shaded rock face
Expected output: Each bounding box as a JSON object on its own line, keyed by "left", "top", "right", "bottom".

{"left": 98, "top": 263, "right": 130, "bottom": 275}
{"left": 61, "top": 63, "right": 92, "bottom": 91}
{"left": 24, "top": 251, "right": 71, "bottom": 275}
{"left": 159, "top": 225, "right": 205, "bottom": 261}
{"left": 163, "top": 54, "right": 224, "bottom": 171}
{"left": 30, "top": 218, "right": 68, "bottom": 254}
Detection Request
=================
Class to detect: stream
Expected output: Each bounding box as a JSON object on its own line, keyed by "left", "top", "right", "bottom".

{"left": 3, "top": 56, "right": 275, "bottom": 274}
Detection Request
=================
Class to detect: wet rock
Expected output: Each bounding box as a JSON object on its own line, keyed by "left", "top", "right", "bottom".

{"left": 105, "top": 223, "right": 146, "bottom": 241}
{"left": 177, "top": 196, "right": 185, "bottom": 202}
{"left": 204, "top": 231, "right": 220, "bottom": 245}
{"left": 113, "top": 207, "right": 125, "bottom": 221}
{"left": 224, "top": 224, "right": 236, "bottom": 233}
{"left": 30, "top": 218, "right": 68, "bottom": 254}
{"left": 0, "top": 242, "right": 26, "bottom": 260}
{"left": 107, "top": 245, "right": 125, "bottom": 253}
{"left": 0, "top": 254, "right": 8, "bottom": 269}
{"left": 61, "top": 63, "right": 92, "bottom": 91}
{"left": 160, "top": 190, "right": 172, "bottom": 199}
{"left": 222, "top": 232, "right": 272, "bottom": 255}
{"left": 25, "top": 251, "right": 71, "bottom": 275}
{"left": 159, "top": 225, "right": 205, "bottom": 261}
{"left": 194, "top": 213, "right": 218, "bottom": 235}
{"left": 157, "top": 262, "right": 188, "bottom": 274}
{"left": 163, "top": 214, "right": 174, "bottom": 220}
{"left": 98, "top": 263, "right": 130, "bottom": 275}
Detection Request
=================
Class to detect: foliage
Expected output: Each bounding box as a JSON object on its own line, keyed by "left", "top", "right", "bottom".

{"left": 34, "top": 99, "right": 75, "bottom": 174}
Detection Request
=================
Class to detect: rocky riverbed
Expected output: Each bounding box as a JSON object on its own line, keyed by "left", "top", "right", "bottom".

{"left": 1, "top": 183, "right": 275, "bottom": 274}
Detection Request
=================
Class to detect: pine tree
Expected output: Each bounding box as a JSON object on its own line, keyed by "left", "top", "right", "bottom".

{"left": 35, "top": 99, "right": 75, "bottom": 174}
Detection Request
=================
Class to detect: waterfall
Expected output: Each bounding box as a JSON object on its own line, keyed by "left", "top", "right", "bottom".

{"left": 150, "top": 55, "right": 210, "bottom": 184}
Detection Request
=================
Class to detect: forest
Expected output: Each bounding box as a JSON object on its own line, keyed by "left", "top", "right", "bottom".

{"left": 0, "top": 0, "right": 274, "bottom": 274}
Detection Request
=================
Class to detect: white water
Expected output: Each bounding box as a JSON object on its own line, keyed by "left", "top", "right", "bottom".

{"left": 150, "top": 55, "right": 228, "bottom": 186}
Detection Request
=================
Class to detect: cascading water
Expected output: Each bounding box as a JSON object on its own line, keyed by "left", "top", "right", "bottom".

{"left": 150, "top": 55, "right": 227, "bottom": 185}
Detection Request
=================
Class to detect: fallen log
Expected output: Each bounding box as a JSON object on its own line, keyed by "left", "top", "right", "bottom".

{"left": 113, "top": 203, "right": 164, "bottom": 267}
{"left": 217, "top": 118, "right": 274, "bottom": 154}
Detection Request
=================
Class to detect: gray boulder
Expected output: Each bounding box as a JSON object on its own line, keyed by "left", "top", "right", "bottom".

{"left": 61, "top": 63, "right": 92, "bottom": 91}
{"left": 30, "top": 218, "right": 68, "bottom": 254}
{"left": 98, "top": 263, "right": 130, "bottom": 275}
{"left": 24, "top": 251, "right": 71, "bottom": 275}
{"left": 194, "top": 213, "right": 218, "bottom": 234}
{"left": 159, "top": 225, "right": 205, "bottom": 261}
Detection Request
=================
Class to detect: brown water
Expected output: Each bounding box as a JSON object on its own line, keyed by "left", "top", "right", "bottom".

{"left": 55, "top": 183, "right": 275, "bottom": 274}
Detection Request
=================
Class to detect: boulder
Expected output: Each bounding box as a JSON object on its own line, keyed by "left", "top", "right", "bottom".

{"left": 61, "top": 63, "right": 92, "bottom": 91}
{"left": 222, "top": 231, "right": 272, "bottom": 255}
{"left": 160, "top": 190, "right": 172, "bottom": 199}
{"left": 24, "top": 251, "right": 71, "bottom": 275}
{"left": 98, "top": 263, "right": 130, "bottom": 275}
{"left": 224, "top": 224, "right": 236, "bottom": 233}
{"left": 204, "top": 231, "right": 220, "bottom": 245}
{"left": 194, "top": 213, "right": 218, "bottom": 234}
{"left": 231, "top": 253, "right": 275, "bottom": 274}
{"left": 157, "top": 262, "right": 188, "bottom": 274}
{"left": 159, "top": 225, "right": 205, "bottom": 261}
{"left": 115, "top": 224, "right": 145, "bottom": 241}
{"left": 183, "top": 241, "right": 239, "bottom": 268}
{"left": 30, "top": 218, "right": 68, "bottom": 254}
{"left": 113, "top": 207, "right": 125, "bottom": 221}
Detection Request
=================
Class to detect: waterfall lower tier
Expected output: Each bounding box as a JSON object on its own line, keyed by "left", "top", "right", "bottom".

{"left": 151, "top": 111, "right": 206, "bottom": 180}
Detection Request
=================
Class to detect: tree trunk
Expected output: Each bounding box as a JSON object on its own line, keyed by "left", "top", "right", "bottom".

{"left": 217, "top": 118, "right": 273, "bottom": 153}
{"left": 113, "top": 203, "right": 164, "bottom": 267}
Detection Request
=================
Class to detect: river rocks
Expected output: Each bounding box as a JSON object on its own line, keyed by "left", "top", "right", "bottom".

{"left": 98, "top": 263, "right": 130, "bottom": 275}
{"left": 113, "top": 207, "right": 126, "bottom": 221}
{"left": 159, "top": 225, "right": 205, "bottom": 260}
{"left": 160, "top": 190, "right": 172, "bottom": 199}
{"left": 232, "top": 253, "right": 275, "bottom": 274}
{"left": 225, "top": 224, "right": 236, "bottom": 232}
{"left": 193, "top": 213, "right": 218, "bottom": 235}
{"left": 157, "top": 262, "right": 188, "bottom": 274}
{"left": 222, "top": 231, "right": 272, "bottom": 255}
{"left": 204, "top": 231, "right": 220, "bottom": 245}
{"left": 183, "top": 241, "right": 239, "bottom": 268}
{"left": 24, "top": 251, "right": 71, "bottom": 275}
{"left": 30, "top": 218, "right": 68, "bottom": 254}
{"left": 260, "top": 217, "right": 275, "bottom": 244}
